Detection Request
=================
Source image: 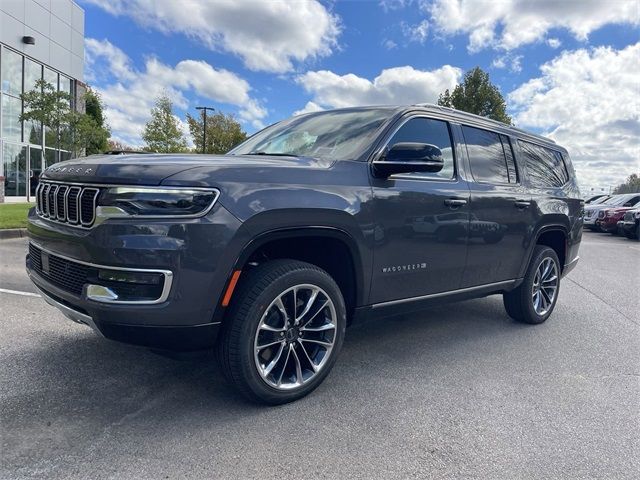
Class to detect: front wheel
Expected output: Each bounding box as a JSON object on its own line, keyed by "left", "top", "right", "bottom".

{"left": 503, "top": 246, "right": 561, "bottom": 324}
{"left": 217, "top": 260, "right": 346, "bottom": 404}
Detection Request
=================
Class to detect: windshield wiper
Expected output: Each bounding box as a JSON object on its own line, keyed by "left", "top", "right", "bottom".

{"left": 245, "top": 151, "right": 297, "bottom": 157}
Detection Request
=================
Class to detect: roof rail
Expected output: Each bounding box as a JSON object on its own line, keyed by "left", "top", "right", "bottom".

{"left": 411, "top": 103, "right": 557, "bottom": 144}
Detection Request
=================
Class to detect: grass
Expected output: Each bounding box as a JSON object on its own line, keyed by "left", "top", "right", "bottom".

{"left": 0, "top": 203, "right": 33, "bottom": 229}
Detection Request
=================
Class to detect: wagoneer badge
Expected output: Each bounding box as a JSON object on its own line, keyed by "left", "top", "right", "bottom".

{"left": 382, "top": 262, "right": 427, "bottom": 274}
{"left": 47, "top": 165, "right": 94, "bottom": 175}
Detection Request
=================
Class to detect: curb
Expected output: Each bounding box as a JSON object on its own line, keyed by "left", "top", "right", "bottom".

{"left": 0, "top": 228, "right": 28, "bottom": 240}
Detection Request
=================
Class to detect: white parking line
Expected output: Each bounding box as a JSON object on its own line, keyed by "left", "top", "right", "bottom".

{"left": 0, "top": 288, "right": 40, "bottom": 297}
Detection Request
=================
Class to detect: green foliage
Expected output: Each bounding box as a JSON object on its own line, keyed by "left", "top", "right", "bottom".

{"left": 613, "top": 173, "right": 640, "bottom": 194}
{"left": 186, "top": 110, "right": 247, "bottom": 154}
{"left": 83, "top": 88, "right": 110, "bottom": 155}
{"left": 438, "top": 67, "right": 512, "bottom": 125}
{"left": 20, "top": 80, "right": 110, "bottom": 157}
{"left": 142, "top": 94, "right": 188, "bottom": 153}
{"left": 20, "top": 79, "right": 70, "bottom": 149}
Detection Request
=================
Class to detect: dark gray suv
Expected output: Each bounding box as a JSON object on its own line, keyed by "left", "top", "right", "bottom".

{"left": 26, "top": 105, "right": 582, "bottom": 404}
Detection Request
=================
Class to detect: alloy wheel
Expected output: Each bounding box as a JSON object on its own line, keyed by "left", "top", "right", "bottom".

{"left": 531, "top": 257, "right": 558, "bottom": 316}
{"left": 253, "top": 284, "right": 337, "bottom": 390}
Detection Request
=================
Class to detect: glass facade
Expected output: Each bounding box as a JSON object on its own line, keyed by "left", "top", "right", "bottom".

{"left": 0, "top": 44, "right": 76, "bottom": 200}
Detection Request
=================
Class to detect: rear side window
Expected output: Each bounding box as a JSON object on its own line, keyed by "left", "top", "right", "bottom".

{"left": 462, "top": 126, "right": 517, "bottom": 184}
{"left": 387, "top": 117, "right": 455, "bottom": 179}
{"left": 519, "top": 140, "right": 569, "bottom": 188}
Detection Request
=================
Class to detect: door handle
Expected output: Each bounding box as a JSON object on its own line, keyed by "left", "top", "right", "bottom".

{"left": 514, "top": 200, "right": 531, "bottom": 209}
{"left": 444, "top": 198, "right": 468, "bottom": 208}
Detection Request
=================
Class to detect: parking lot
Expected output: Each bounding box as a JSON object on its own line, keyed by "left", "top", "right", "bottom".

{"left": 1, "top": 231, "right": 638, "bottom": 479}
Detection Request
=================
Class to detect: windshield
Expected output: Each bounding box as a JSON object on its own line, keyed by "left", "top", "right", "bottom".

{"left": 590, "top": 196, "right": 610, "bottom": 205}
{"left": 607, "top": 195, "right": 635, "bottom": 206}
{"left": 230, "top": 109, "right": 396, "bottom": 161}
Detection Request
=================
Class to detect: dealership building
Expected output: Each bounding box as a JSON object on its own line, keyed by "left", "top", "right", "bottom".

{"left": 1, "top": 0, "right": 84, "bottom": 202}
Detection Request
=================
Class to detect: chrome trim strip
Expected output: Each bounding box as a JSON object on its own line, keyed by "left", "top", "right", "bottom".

{"left": 29, "top": 241, "right": 174, "bottom": 305}
{"left": 48, "top": 184, "right": 58, "bottom": 217}
{"left": 371, "top": 280, "right": 516, "bottom": 309}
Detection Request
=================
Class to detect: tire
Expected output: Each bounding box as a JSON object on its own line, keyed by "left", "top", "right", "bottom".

{"left": 217, "top": 259, "right": 346, "bottom": 404}
{"left": 503, "top": 246, "right": 561, "bottom": 325}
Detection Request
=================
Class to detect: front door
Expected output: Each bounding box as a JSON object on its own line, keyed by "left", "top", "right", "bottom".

{"left": 369, "top": 116, "right": 470, "bottom": 304}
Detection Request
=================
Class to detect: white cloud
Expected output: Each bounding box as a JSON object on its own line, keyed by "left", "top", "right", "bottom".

{"left": 85, "top": 39, "right": 266, "bottom": 145}
{"left": 379, "top": 0, "right": 413, "bottom": 12}
{"left": 402, "top": 19, "right": 430, "bottom": 44}
{"left": 383, "top": 39, "right": 398, "bottom": 50}
{"left": 546, "top": 37, "right": 562, "bottom": 49}
{"left": 509, "top": 43, "right": 640, "bottom": 190}
{"left": 293, "top": 101, "right": 325, "bottom": 116}
{"left": 296, "top": 65, "right": 462, "bottom": 110}
{"left": 427, "top": 0, "right": 640, "bottom": 52}
{"left": 491, "top": 53, "right": 523, "bottom": 73}
{"left": 84, "top": 0, "right": 340, "bottom": 73}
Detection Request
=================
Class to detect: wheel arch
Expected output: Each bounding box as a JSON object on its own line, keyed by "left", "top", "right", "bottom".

{"left": 229, "top": 226, "right": 367, "bottom": 322}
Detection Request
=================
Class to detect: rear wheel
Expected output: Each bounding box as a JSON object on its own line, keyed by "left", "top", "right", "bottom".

{"left": 503, "top": 246, "right": 560, "bottom": 324}
{"left": 217, "top": 260, "right": 346, "bottom": 404}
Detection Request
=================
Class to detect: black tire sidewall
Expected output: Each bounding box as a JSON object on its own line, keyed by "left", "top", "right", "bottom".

{"left": 230, "top": 263, "right": 346, "bottom": 404}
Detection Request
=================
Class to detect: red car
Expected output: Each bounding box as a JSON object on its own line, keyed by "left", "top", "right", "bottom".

{"left": 596, "top": 199, "right": 640, "bottom": 234}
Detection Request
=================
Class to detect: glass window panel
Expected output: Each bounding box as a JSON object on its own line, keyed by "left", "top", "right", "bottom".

{"left": 387, "top": 117, "right": 455, "bottom": 179}
{"left": 44, "top": 68, "right": 58, "bottom": 90}
{"left": 45, "top": 148, "right": 58, "bottom": 168}
{"left": 500, "top": 135, "right": 518, "bottom": 183}
{"left": 1, "top": 95, "right": 22, "bottom": 142}
{"left": 29, "top": 146, "right": 43, "bottom": 196}
{"left": 24, "top": 58, "right": 42, "bottom": 93}
{"left": 1, "top": 48, "right": 23, "bottom": 96}
{"left": 462, "top": 125, "right": 509, "bottom": 184}
{"left": 519, "top": 141, "right": 569, "bottom": 188}
{"left": 2, "top": 143, "right": 28, "bottom": 197}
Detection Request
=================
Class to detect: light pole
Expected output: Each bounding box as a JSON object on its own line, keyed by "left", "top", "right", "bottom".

{"left": 195, "top": 106, "right": 215, "bottom": 154}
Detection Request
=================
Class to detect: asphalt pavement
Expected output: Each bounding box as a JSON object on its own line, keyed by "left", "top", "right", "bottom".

{"left": 1, "top": 231, "right": 638, "bottom": 479}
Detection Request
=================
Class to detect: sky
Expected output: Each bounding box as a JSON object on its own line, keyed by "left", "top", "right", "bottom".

{"left": 80, "top": 0, "right": 640, "bottom": 192}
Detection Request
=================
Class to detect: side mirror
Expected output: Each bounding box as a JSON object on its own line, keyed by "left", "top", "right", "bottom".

{"left": 372, "top": 142, "right": 444, "bottom": 178}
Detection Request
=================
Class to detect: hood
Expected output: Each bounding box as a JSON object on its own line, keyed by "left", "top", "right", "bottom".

{"left": 40, "top": 153, "right": 332, "bottom": 185}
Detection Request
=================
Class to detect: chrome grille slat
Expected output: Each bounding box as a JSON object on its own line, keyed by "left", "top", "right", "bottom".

{"left": 36, "top": 181, "right": 101, "bottom": 228}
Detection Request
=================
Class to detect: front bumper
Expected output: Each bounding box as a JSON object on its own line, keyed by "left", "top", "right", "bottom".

{"left": 26, "top": 202, "right": 243, "bottom": 350}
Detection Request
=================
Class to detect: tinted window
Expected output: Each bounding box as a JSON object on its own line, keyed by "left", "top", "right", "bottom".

{"left": 519, "top": 140, "right": 569, "bottom": 188}
{"left": 501, "top": 135, "right": 518, "bottom": 183}
{"left": 387, "top": 117, "right": 455, "bottom": 179}
{"left": 462, "top": 126, "right": 511, "bottom": 184}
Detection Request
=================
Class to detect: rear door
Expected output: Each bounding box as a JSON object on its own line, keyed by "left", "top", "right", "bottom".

{"left": 460, "top": 126, "right": 534, "bottom": 287}
{"left": 369, "top": 116, "right": 470, "bottom": 304}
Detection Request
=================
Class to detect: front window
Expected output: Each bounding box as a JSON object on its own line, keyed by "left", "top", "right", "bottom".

{"left": 230, "top": 108, "right": 396, "bottom": 161}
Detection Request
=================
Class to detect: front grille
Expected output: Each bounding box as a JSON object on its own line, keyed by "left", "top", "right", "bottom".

{"left": 35, "top": 182, "right": 100, "bottom": 227}
{"left": 29, "top": 243, "right": 94, "bottom": 296}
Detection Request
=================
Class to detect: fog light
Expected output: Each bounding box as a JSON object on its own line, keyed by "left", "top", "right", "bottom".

{"left": 98, "top": 269, "right": 162, "bottom": 285}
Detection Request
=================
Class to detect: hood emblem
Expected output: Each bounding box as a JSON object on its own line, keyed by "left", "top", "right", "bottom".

{"left": 47, "top": 165, "right": 94, "bottom": 175}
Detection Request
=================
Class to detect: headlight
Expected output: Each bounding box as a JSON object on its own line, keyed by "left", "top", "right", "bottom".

{"left": 96, "top": 187, "right": 219, "bottom": 219}
{"left": 606, "top": 211, "right": 614, "bottom": 217}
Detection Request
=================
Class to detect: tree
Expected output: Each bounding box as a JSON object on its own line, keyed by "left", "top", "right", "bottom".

{"left": 438, "top": 67, "right": 512, "bottom": 124}
{"left": 613, "top": 173, "right": 640, "bottom": 194}
{"left": 186, "top": 110, "right": 247, "bottom": 154}
{"left": 83, "top": 88, "right": 110, "bottom": 155}
{"left": 142, "top": 94, "right": 188, "bottom": 153}
{"left": 20, "top": 79, "right": 71, "bottom": 151}
{"left": 21, "top": 80, "right": 110, "bottom": 158}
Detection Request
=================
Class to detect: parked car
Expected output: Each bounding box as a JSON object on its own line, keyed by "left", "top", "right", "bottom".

{"left": 596, "top": 199, "right": 640, "bottom": 234}
{"left": 584, "top": 194, "right": 640, "bottom": 231}
{"left": 620, "top": 207, "right": 640, "bottom": 240}
{"left": 26, "top": 104, "right": 582, "bottom": 404}
{"left": 584, "top": 194, "right": 609, "bottom": 204}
